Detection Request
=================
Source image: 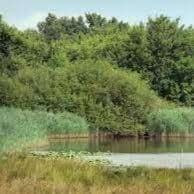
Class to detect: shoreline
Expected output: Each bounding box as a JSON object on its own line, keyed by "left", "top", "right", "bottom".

{"left": 48, "top": 132, "right": 194, "bottom": 139}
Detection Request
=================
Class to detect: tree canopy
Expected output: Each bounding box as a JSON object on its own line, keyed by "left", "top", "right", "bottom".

{"left": 0, "top": 13, "right": 194, "bottom": 132}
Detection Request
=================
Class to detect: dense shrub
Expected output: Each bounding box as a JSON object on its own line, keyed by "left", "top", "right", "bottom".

{"left": 147, "top": 108, "right": 194, "bottom": 134}
{"left": 62, "top": 60, "right": 162, "bottom": 132}
{"left": 14, "top": 60, "right": 162, "bottom": 133}
{"left": 0, "top": 75, "right": 34, "bottom": 107}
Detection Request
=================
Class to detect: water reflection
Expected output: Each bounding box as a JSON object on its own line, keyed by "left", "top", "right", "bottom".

{"left": 35, "top": 137, "right": 194, "bottom": 153}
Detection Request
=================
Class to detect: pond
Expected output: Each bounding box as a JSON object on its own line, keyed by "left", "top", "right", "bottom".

{"left": 35, "top": 137, "right": 194, "bottom": 153}
{"left": 33, "top": 137, "right": 194, "bottom": 168}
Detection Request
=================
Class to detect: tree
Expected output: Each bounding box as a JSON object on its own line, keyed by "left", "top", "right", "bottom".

{"left": 38, "top": 14, "right": 88, "bottom": 40}
{"left": 146, "top": 15, "right": 194, "bottom": 104}
{"left": 38, "top": 13, "right": 63, "bottom": 41}
{"left": 85, "top": 13, "right": 107, "bottom": 29}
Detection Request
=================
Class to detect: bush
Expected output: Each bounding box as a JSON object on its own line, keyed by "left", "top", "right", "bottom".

{"left": 15, "top": 60, "right": 161, "bottom": 133}
{"left": 147, "top": 107, "right": 194, "bottom": 134}
{"left": 0, "top": 75, "right": 34, "bottom": 108}
{"left": 63, "top": 60, "right": 162, "bottom": 133}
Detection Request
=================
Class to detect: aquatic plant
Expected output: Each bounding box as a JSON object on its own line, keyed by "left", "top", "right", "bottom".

{"left": 0, "top": 107, "right": 89, "bottom": 152}
{"left": 147, "top": 107, "right": 194, "bottom": 134}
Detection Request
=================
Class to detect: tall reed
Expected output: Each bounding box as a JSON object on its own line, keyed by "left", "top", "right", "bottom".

{"left": 0, "top": 107, "right": 89, "bottom": 152}
{"left": 147, "top": 107, "right": 194, "bottom": 134}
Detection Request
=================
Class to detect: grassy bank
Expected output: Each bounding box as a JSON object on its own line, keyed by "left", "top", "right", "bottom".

{"left": 147, "top": 107, "right": 194, "bottom": 135}
{"left": 0, "top": 154, "right": 194, "bottom": 194}
{"left": 0, "top": 107, "right": 89, "bottom": 152}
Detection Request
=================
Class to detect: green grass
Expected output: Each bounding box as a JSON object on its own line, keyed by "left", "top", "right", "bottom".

{"left": 147, "top": 107, "right": 194, "bottom": 134}
{"left": 0, "top": 107, "right": 89, "bottom": 152}
{"left": 0, "top": 154, "right": 194, "bottom": 194}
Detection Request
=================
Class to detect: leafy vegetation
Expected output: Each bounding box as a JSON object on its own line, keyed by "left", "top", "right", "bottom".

{"left": 0, "top": 13, "right": 194, "bottom": 133}
{"left": 0, "top": 107, "right": 88, "bottom": 152}
{"left": 36, "top": 14, "right": 194, "bottom": 105}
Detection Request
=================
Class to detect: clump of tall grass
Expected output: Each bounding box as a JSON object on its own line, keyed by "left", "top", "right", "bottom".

{"left": 147, "top": 107, "right": 194, "bottom": 134}
{"left": 0, "top": 107, "right": 89, "bottom": 152}
{"left": 45, "top": 110, "right": 89, "bottom": 135}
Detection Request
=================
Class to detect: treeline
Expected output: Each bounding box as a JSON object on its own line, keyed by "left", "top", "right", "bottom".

{"left": 0, "top": 13, "right": 194, "bottom": 133}
{"left": 37, "top": 13, "right": 194, "bottom": 104}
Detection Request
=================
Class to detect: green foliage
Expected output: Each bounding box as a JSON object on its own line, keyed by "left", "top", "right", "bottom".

{"left": 1, "top": 13, "right": 194, "bottom": 133}
{"left": 62, "top": 60, "right": 161, "bottom": 132}
{"left": 38, "top": 13, "right": 89, "bottom": 40}
{"left": 37, "top": 13, "right": 128, "bottom": 41}
{"left": 0, "top": 19, "right": 49, "bottom": 76}
{"left": 146, "top": 16, "right": 194, "bottom": 104}
{"left": 13, "top": 60, "right": 160, "bottom": 133}
{"left": 1, "top": 61, "right": 161, "bottom": 133}
{"left": 0, "top": 75, "right": 34, "bottom": 107}
{"left": 0, "top": 107, "right": 89, "bottom": 152}
{"left": 85, "top": 13, "right": 107, "bottom": 28}
{"left": 49, "top": 15, "right": 194, "bottom": 105}
{"left": 147, "top": 108, "right": 194, "bottom": 134}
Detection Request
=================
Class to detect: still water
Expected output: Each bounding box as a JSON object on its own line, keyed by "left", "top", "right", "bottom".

{"left": 34, "top": 138, "right": 194, "bottom": 168}
{"left": 36, "top": 138, "right": 194, "bottom": 153}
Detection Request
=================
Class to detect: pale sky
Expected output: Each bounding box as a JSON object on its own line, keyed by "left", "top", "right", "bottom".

{"left": 0, "top": 0, "right": 193, "bottom": 29}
